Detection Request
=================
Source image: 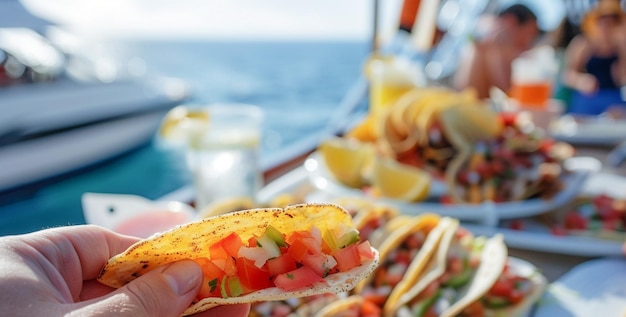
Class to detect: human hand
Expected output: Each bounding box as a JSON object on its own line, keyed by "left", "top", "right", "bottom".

{"left": 0, "top": 225, "right": 250, "bottom": 317}
{"left": 576, "top": 73, "right": 599, "bottom": 95}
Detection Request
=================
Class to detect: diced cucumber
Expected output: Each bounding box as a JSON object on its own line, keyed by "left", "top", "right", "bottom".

{"left": 220, "top": 276, "right": 244, "bottom": 298}
{"left": 220, "top": 277, "right": 228, "bottom": 298}
{"left": 413, "top": 289, "right": 441, "bottom": 317}
{"left": 483, "top": 296, "right": 511, "bottom": 309}
{"left": 337, "top": 228, "right": 360, "bottom": 248}
{"left": 323, "top": 227, "right": 360, "bottom": 251}
{"left": 257, "top": 234, "right": 281, "bottom": 259}
{"left": 443, "top": 267, "right": 473, "bottom": 289}
{"left": 227, "top": 276, "right": 243, "bottom": 297}
{"left": 264, "top": 225, "right": 287, "bottom": 247}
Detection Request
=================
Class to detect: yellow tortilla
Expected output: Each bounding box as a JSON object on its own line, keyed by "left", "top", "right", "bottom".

{"left": 384, "top": 218, "right": 461, "bottom": 316}
{"left": 97, "top": 203, "right": 380, "bottom": 316}
{"left": 314, "top": 295, "right": 365, "bottom": 317}
{"left": 352, "top": 213, "right": 443, "bottom": 295}
{"left": 352, "top": 204, "right": 400, "bottom": 248}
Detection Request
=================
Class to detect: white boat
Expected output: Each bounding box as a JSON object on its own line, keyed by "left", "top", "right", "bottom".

{"left": 0, "top": 1, "right": 192, "bottom": 192}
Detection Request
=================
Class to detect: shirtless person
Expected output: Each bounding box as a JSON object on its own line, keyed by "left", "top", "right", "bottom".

{"left": 453, "top": 4, "right": 541, "bottom": 100}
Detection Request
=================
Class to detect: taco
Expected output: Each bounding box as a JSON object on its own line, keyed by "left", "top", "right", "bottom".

{"left": 249, "top": 293, "right": 341, "bottom": 317}
{"left": 314, "top": 294, "right": 383, "bottom": 317}
{"left": 442, "top": 110, "right": 570, "bottom": 204}
{"left": 351, "top": 215, "right": 450, "bottom": 311}
{"left": 393, "top": 233, "right": 546, "bottom": 317}
{"left": 352, "top": 204, "right": 400, "bottom": 248}
{"left": 247, "top": 200, "right": 398, "bottom": 317}
{"left": 97, "top": 203, "right": 380, "bottom": 316}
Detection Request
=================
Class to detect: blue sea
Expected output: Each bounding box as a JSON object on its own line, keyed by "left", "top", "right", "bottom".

{"left": 0, "top": 40, "right": 371, "bottom": 236}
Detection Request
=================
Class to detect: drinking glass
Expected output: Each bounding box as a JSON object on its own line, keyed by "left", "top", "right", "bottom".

{"left": 187, "top": 104, "right": 263, "bottom": 212}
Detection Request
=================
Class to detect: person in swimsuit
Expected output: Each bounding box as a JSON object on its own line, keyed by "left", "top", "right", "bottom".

{"left": 562, "top": 0, "right": 626, "bottom": 115}
{"left": 453, "top": 3, "right": 541, "bottom": 100}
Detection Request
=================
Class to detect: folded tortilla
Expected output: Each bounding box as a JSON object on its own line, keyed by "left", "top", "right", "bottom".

{"left": 393, "top": 231, "right": 546, "bottom": 317}
{"left": 97, "top": 203, "right": 380, "bottom": 316}
{"left": 352, "top": 213, "right": 445, "bottom": 298}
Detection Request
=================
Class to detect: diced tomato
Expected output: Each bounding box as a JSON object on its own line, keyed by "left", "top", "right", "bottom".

{"left": 356, "top": 241, "right": 375, "bottom": 260}
{"left": 363, "top": 293, "right": 387, "bottom": 307}
{"left": 564, "top": 212, "right": 587, "bottom": 230}
{"left": 301, "top": 253, "right": 337, "bottom": 277}
{"left": 213, "top": 256, "right": 237, "bottom": 276}
{"left": 488, "top": 277, "right": 514, "bottom": 297}
{"left": 210, "top": 243, "right": 229, "bottom": 260}
{"left": 288, "top": 239, "right": 310, "bottom": 261}
{"left": 194, "top": 257, "right": 225, "bottom": 299}
{"left": 273, "top": 266, "right": 325, "bottom": 291}
{"left": 332, "top": 244, "right": 361, "bottom": 272}
{"left": 508, "top": 220, "right": 524, "bottom": 231}
{"left": 197, "top": 275, "right": 221, "bottom": 299}
{"left": 361, "top": 298, "right": 382, "bottom": 316}
{"left": 236, "top": 257, "right": 272, "bottom": 291}
{"left": 267, "top": 253, "right": 298, "bottom": 276}
{"left": 508, "top": 288, "right": 525, "bottom": 305}
{"left": 447, "top": 257, "right": 464, "bottom": 275}
{"left": 194, "top": 257, "right": 225, "bottom": 276}
{"left": 220, "top": 232, "right": 244, "bottom": 258}
{"left": 248, "top": 236, "right": 258, "bottom": 247}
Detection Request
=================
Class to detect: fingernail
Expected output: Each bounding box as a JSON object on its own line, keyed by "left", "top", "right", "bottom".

{"left": 163, "top": 260, "right": 202, "bottom": 296}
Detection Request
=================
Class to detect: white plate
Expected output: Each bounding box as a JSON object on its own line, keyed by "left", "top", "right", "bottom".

{"left": 305, "top": 151, "right": 588, "bottom": 226}
{"left": 534, "top": 258, "right": 626, "bottom": 317}
{"left": 462, "top": 224, "right": 624, "bottom": 257}
{"left": 549, "top": 115, "right": 626, "bottom": 146}
{"left": 461, "top": 172, "right": 626, "bottom": 257}
{"left": 82, "top": 193, "right": 197, "bottom": 237}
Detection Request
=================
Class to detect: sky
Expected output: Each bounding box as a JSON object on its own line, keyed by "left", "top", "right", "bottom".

{"left": 21, "top": 0, "right": 564, "bottom": 41}
{"left": 21, "top": 0, "right": 402, "bottom": 41}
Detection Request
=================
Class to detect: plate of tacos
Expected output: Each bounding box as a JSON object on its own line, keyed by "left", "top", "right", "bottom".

{"left": 306, "top": 150, "right": 588, "bottom": 224}
{"left": 315, "top": 216, "right": 547, "bottom": 317}
{"left": 311, "top": 87, "right": 585, "bottom": 224}
{"left": 96, "top": 203, "right": 379, "bottom": 316}
{"left": 461, "top": 172, "right": 626, "bottom": 257}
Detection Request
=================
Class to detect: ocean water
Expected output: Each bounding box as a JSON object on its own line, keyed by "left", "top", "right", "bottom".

{"left": 0, "top": 40, "right": 371, "bottom": 236}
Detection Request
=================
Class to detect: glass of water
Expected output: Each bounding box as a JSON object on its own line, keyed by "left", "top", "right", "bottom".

{"left": 187, "top": 104, "right": 263, "bottom": 212}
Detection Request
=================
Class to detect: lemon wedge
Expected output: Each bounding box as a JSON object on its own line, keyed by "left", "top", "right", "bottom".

{"left": 158, "top": 105, "right": 210, "bottom": 146}
{"left": 318, "top": 137, "right": 374, "bottom": 188}
{"left": 372, "top": 157, "right": 431, "bottom": 202}
{"left": 198, "top": 196, "right": 255, "bottom": 219}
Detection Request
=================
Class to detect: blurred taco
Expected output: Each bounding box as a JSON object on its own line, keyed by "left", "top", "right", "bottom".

{"left": 393, "top": 233, "right": 546, "bottom": 317}
{"left": 249, "top": 200, "right": 397, "bottom": 317}
{"left": 314, "top": 294, "right": 383, "bottom": 317}
{"left": 351, "top": 215, "right": 450, "bottom": 311}
{"left": 352, "top": 204, "right": 400, "bottom": 248}
{"left": 97, "top": 203, "right": 379, "bottom": 316}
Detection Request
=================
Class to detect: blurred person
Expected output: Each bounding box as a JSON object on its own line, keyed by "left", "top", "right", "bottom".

{"left": 453, "top": 3, "right": 541, "bottom": 99}
{"left": 0, "top": 225, "right": 251, "bottom": 317}
{"left": 562, "top": 0, "right": 626, "bottom": 115}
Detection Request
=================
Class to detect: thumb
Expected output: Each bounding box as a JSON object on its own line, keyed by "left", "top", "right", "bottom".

{"left": 74, "top": 260, "right": 202, "bottom": 317}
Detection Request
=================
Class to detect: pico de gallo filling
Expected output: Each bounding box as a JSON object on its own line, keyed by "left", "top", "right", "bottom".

{"left": 249, "top": 293, "right": 339, "bottom": 317}
{"left": 443, "top": 112, "right": 568, "bottom": 204}
{"left": 359, "top": 229, "right": 427, "bottom": 308}
{"left": 392, "top": 110, "right": 569, "bottom": 204}
{"left": 192, "top": 224, "right": 375, "bottom": 301}
{"left": 397, "top": 230, "right": 483, "bottom": 317}
{"left": 503, "top": 193, "right": 626, "bottom": 239}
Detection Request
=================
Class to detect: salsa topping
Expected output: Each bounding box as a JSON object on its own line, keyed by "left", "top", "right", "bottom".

{"left": 193, "top": 224, "right": 374, "bottom": 300}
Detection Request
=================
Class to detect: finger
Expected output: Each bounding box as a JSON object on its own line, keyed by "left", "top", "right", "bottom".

{"left": 34, "top": 225, "right": 139, "bottom": 281}
{"left": 79, "top": 279, "right": 116, "bottom": 301}
{"left": 71, "top": 260, "right": 202, "bottom": 317}
{"left": 192, "top": 304, "right": 251, "bottom": 317}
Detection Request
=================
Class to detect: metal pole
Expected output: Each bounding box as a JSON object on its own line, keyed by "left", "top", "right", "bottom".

{"left": 372, "top": 0, "right": 379, "bottom": 53}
